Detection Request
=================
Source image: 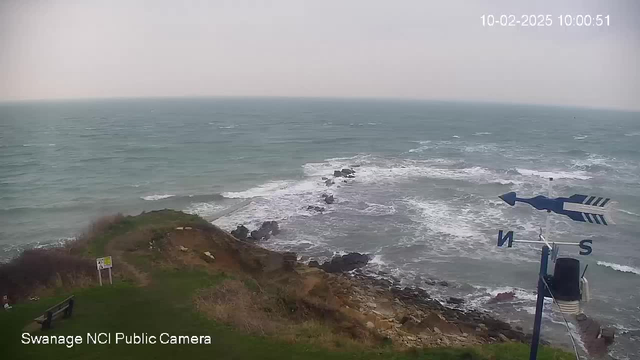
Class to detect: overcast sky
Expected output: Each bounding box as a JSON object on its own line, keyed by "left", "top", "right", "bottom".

{"left": 1, "top": 0, "right": 638, "bottom": 110}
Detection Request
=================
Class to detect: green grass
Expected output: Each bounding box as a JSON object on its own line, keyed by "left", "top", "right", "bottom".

{"left": 0, "top": 267, "right": 573, "bottom": 360}
{"left": 87, "top": 210, "right": 210, "bottom": 256}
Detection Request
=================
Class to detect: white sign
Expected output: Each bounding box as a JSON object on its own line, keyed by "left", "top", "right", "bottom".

{"left": 96, "top": 256, "right": 113, "bottom": 270}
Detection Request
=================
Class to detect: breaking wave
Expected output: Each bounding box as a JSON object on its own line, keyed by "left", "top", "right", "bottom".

{"left": 140, "top": 194, "right": 175, "bottom": 201}
{"left": 597, "top": 261, "right": 640, "bottom": 275}
{"left": 515, "top": 168, "right": 592, "bottom": 180}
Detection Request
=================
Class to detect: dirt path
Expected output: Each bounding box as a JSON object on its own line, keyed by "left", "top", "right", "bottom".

{"left": 105, "top": 240, "right": 150, "bottom": 287}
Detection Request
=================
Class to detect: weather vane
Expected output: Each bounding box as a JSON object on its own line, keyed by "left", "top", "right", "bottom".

{"left": 496, "top": 178, "right": 615, "bottom": 360}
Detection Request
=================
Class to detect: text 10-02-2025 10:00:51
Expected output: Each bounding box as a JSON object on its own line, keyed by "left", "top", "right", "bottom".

{"left": 481, "top": 15, "right": 610, "bottom": 27}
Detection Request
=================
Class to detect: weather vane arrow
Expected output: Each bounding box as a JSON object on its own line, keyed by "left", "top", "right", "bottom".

{"left": 499, "top": 192, "right": 614, "bottom": 225}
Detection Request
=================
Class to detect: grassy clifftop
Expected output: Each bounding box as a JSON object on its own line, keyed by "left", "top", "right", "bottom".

{"left": 0, "top": 210, "right": 573, "bottom": 360}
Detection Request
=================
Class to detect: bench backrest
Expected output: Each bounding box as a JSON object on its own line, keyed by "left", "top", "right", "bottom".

{"left": 44, "top": 295, "right": 74, "bottom": 314}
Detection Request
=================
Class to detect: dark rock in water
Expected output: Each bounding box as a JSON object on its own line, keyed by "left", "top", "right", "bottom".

{"left": 424, "top": 279, "right": 437, "bottom": 286}
{"left": 325, "top": 179, "right": 334, "bottom": 186}
{"left": 308, "top": 260, "right": 320, "bottom": 268}
{"left": 438, "top": 281, "right": 449, "bottom": 287}
{"left": 250, "top": 229, "right": 269, "bottom": 241}
{"left": 345, "top": 174, "right": 355, "bottom": 178}
{"left": 321, "top": 177, "right": 328, "bottom": 180}
{"left": 319, "top": 252, "right": 371, "bottom": 273}
{"left": 350, "top": 164, "right": 361, "bottom": 168}
{"left": 307, "top": 205, "right": 325, "bottom": 213}
{"left": 447, "top": 297, "right": 465, "bottom": 305}
{"left": 264, "top": 221, "right": 280, "bottom": 235}
{"left": 321, "top": 193, "right": 329, "bottom": 198}
{"left": 488, "top": 291, "right": 516, "bottom": 304}
{"left": 601, "top": 328, "right": 615, "bottom": 345}
{"left": 333, "top": 170, "right": 343, "bottom": 177}
{"left": 576, "top": 313, "right": 588, "bottom": 321}
{"left": 324, "top": 195, "right": 335, "bottom": 204}
{"left": 230, "top": 225, "right": 249, "bottom": 241}
{"left": 341, "top": 168, "right": 354, "bottom": 175}
{"left": 249, "top": 221, "right": 280, "bottom": 240}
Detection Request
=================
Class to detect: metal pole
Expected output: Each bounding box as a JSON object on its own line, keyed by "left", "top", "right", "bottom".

{"left": 108, "top": 268, "right": 112, "bottom": 285}
{"left": 98, "top": 269, "right": 102, "bottom": 286}
{"left": 530, "top": 245, "right": 550, "bottom": 360}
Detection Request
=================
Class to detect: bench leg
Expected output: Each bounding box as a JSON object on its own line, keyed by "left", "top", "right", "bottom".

{"left": 42, "top": 311, "right": 53, "bottom": 330}
{"left": 64, "top": 299, "right": 74, "bottom": 318}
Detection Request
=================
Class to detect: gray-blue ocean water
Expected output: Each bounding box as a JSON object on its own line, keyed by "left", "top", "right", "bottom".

{"left": 1, "top": 98, "right": 639, "bottom": 358}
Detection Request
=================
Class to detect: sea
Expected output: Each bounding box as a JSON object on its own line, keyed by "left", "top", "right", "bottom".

{"left": 1, "top": 98, "right": 639, "bottom": 358}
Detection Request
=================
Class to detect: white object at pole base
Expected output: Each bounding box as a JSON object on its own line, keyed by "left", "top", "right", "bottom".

{"left": 581, "top": 278, "right": 590, "bottom": 302}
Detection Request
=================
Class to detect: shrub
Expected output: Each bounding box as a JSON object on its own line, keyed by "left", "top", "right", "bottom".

{"left": 0, "top": 248, "right": 95, "bottom": 302}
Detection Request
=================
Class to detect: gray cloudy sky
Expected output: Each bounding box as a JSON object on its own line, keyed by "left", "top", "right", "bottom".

{"left": 1, "top": 0, "right": 638, "bottom": 110}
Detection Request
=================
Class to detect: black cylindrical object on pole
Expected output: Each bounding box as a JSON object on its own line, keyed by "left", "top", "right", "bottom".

{"left": 552, "top": 258, "right": 581, "bottom": 301}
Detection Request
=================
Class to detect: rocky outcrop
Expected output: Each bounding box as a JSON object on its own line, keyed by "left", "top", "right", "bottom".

{"left": 447, "top": 297, "right": 465, "bottom": 305}
{"left": 576, "top": 312, "right": 616, "bottom": 356}
{"left": 307, "top": 205, "right": 325, "bottom": 213}
{"left": 231, "top": 225, "right": 249, "bottom": 241}
{"left": 488, "top": 291, "right": 516, "bottom": 304}
{"left": 324, "top": 195, "right": 335, "bottom": 204}
{"left": 333, "top": 168, "right": 356, "bottom": 178}
{"left": 249, "top": 221, "right": 280, "bottom": 241}
{"left": 319, "top": 252, "right": 370, "bottom": 273}
{"left": 327, "top": 270, "right": 529, "bottom": 348}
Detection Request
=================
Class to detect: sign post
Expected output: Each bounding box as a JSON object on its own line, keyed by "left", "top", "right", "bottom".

{"left": 96, "top": 256, "right": 113, "bottom": 286}
{"left": 497, "top": 178, "right": 614, "bottom": 360}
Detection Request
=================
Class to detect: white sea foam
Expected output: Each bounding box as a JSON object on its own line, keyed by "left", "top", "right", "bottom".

{"left": 141, "top": 194, "right": 175, "bottom": 201}
{"left": 221, "top": 181, "right": 292, "bottom": 199}
{"left": 306, "top": 155, "right": 510, "bottom": 185}
{"left": 463, "top": 144, "right": 498, "bottom": 153}
{"left": 22, "top": 143, "right": 56, "bottom": 147}
{"left": 408, "top": 146, "right": 430, "bottom": 153}
{"left": 473, "top": 132, "right": 492, "bottom": 136}
{"left": 369, "top": 254, "right": 387, "bottom": 266}
{"left": 184, "top": 202, "right": 225, "bottom": 217}
{"left": 218, "top": 125, "right": 236, "bottom": 129}
{"left": 624, "top": 131, "right": 640, "bottom": 137}
{"left": 404, "top": 198, "right": 481, "bottom": 239}
{"left": 357, "top": 202, "right": 397, "bottom": 216}
{"left": 618, "top": 209, "right": 640, "bottom": 217}
{"left": 570, "top": 154, "right": 612, "bottom": 169}
{"left": 452, "top": 135, "right": 460, "bottom": 138}
{"left": 214, "top": 178, "right": 333, "bottom": 230}
{"left": 515, "top": 168, "right": 592, "bottom": 180}
{"left": 573, "top": 135, "right": 588, "bottom": 140}
{"left": 597, "top": 261, "right": 640, "bottom": 275}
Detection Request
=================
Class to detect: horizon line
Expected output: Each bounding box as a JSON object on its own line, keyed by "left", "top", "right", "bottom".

{"left": 1, "top": 95, "right": 638, "bottom": 113}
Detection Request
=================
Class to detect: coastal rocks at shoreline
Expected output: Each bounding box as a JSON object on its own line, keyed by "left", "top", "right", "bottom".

{"left": 576, "top": 312, "right": 617, "bottom": 356}
{"left": 310, "top": 252, "right": 371, "bottom": 273}
{"left": 342, "top": 271, "right": 529, "bottom": 345}
{"left": 230, "top": 221, "right": 280, "bottom": 241}
{"left": 230, "top": 225, "right": 249, "bottom": 240}
{"left": 488, "top": 291, "right": 516, "bottom": 304}
{"left": 333, "top": 168, "right": 356, "bottom": 178}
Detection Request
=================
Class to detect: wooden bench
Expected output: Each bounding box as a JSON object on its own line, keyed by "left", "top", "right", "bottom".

{"left": 34, "top": 295, "right": 75, "bottom": 330}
